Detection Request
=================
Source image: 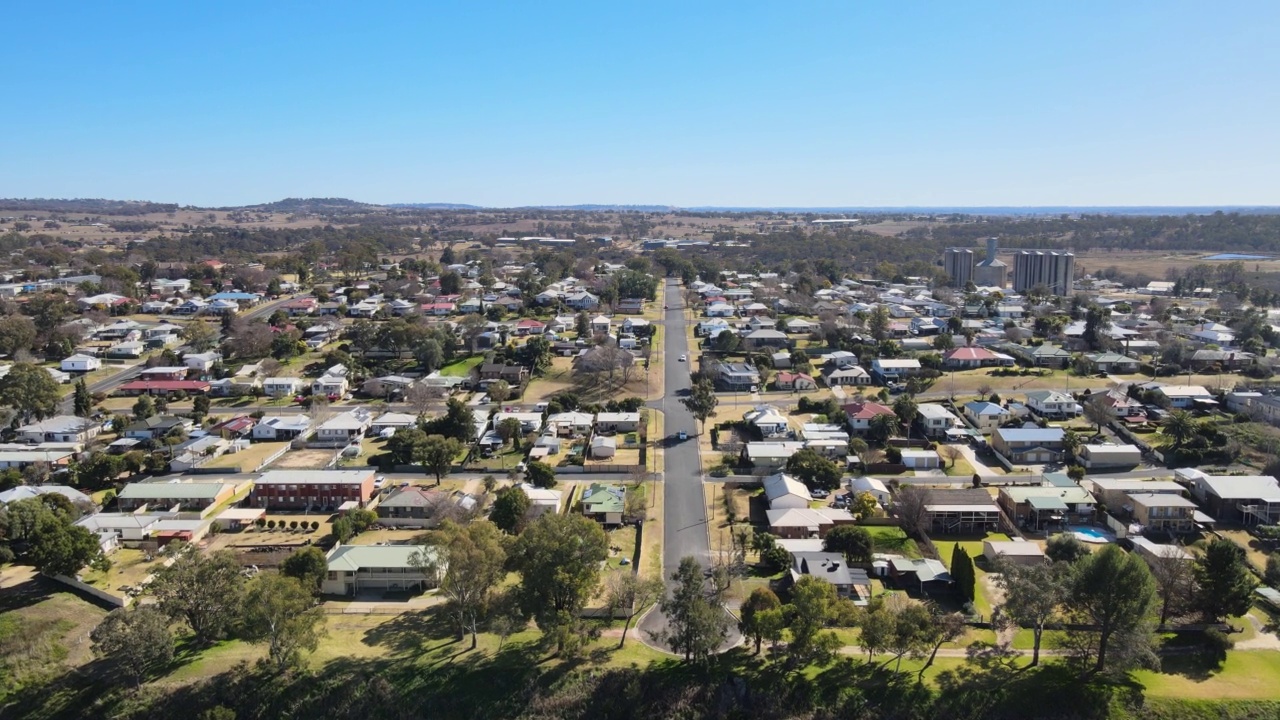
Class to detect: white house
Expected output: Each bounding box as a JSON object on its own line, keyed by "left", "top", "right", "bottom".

{"left": 183, "top": 352, "right": 222, "bottom": 373}
{"left": 1155, "top": 385, "right": 1215, "bottom": 410}
{"left": 61, "top": 353, "right": 101, "bottom": 373}
{"left": 321, "top": 544, "right": 438, "bottom": 596}
{"left": 263, "top": 377, "right": 305, "bottom": 397}
{"left": 850, "top": 476, "right": 890, "bottom": 505}
{"left": 17, "top": 415, "right": 101, "bottom": 445}
{"left": 871, "top": 358, "right": 921, "bottom": 381}
{"left": 315, "top": 410, "right": 373, "bottom": 446}
{"left": 916, "top": 404, "right": 961, "bottom": 439}
{"left": 762, "top": 472, "right": 813, "bottom": 509}
{"left": 900, "top": 449, "right": 941, "bottom": 470}
{"left": 963, "top": 401, "right": 1010, "bottom": 432}
{"left": 252, "top": 415, "right": 312, "bottom": 441}
{"left": 546, "top": 411, "right": 594, "bottom": 437}
{"left": 744, "top": 405, "right": 790, "bottom": 437}
{"left": 595, "top": 412, "right": 641, "bottom": 433}
{"left": 1024, "top": 390, "right": 1082, "bottom": 419}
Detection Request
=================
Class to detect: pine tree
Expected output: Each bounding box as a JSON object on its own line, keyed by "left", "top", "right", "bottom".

{"left": 73, "top": 377, "right": 93, "bottom": 417}
{"left": 951, "top": 545, "right": 976, "bottom": 605}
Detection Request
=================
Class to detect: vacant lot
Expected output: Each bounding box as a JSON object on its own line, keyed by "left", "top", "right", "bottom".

{"left": 204, "top": 442, "right": 288, "bottom": 470}
{"left": 273, "top": 448, "right": 338, "bottom": 469}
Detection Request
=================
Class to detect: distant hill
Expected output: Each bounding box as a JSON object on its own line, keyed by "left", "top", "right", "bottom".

{"left": 234, "top": 197, "right": 378, "bottom": 213}
{"left": 389, "top": 202, "right": 484, "bottom": 210}
{"left": 0, "top": 198, "right": 179, "bottom": 215}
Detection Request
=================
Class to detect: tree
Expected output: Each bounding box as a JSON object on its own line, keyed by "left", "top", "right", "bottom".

{"left": 680, "top": 378, "right": 719, "bottom": 435}
{"left": 1149, "top": 547, "right": 1197, "bottom": 626}
{"left": 784, "top": 448, "right": 843, "bottom": 490}
{"left": 856, "top": 600, "right": 894, "bottom": 660}
{"left": 0, "top": 363, "right": 61, "bottom": 423}
{"left": 0, "top": 314, "right": 37, "bottom": 357}
{"left": 508, "top": 513, "right": 609, "bottom": 653}
{"left": 785, "top": 576, "right": 844, "bottom": 668}
{"left": 487, "top": 379, "right": 511, "bottom": 405}
{"left": 823, "top": 525, "right": 873, "bottom": 564}
{"left": 90, "top": 607, "right": 174, "bottom": 688}
{"left": 851, "top": 491, "right": 879, "bottom": 519}
{"left": 1046, "top": 533, "right": 1090, "bottom": 564}
{"left": 422, "top": 397, "right": 476, "bottom": 442}
{"left": 1082, "top": 393, "right": 1112, "bottom": 433}
{"left": 995, "top": 561, "right": 1067, "bottom": 666}
{"left": 280, "top": 546, "right": 329, "bottom": 594}
{"left": 1069, "top": 544, "right": 1157, "bottom": 674}
{"left": 894, "top": 485, "right": 931, "bottom": 539}
{"left": 414, "top": 521, "right": 507, "bottom": 649}
{"left": 132, "top": 394, "right": 156, "bottom": 421}
{"left": 72, "top": 378, "right": 93, "bottom": 417}
{"left": 892, "top": 394, "right": 918, "bottom": 429}
{"left": 867, "top": 305, "right": 891, "bottom": 341}
{"left": 27, "top": 513, "right": 103, "bottom": 577}
{"left": 241, "top": 573, "right": 325, "bottom": 670}
{"left": 419, "top": 435, "right": 464, "bottom": 484}
{"left": 950, "top": 545, "right": 976, "bottom": 605}
{"left": 867, "top": 412, "right": 900, "bottom": 445}
{"left": 1161, "top": 410, "right": 1198, "bottom": 450}
{"left": 605, "top": 571, "right": 665, "bottom": 649}
{"left": 491, "top": 486, "right": 532, "bottom": 534}
{"left": 660, "top": 556, "right": 729, "bottom": 662}
{"left": 182, "top": 319, "right": 218, "bottom": 352}
{"left": 739, "top": 586, "right": 783, "bottom": 654}
{"left": 524, "top": 459, "right": 557, "bottom": 489}
{"left": 496, "top": 417, "right": 522, "bottom": 446}
{"left": 1194, "top": 539, "right": 1258, "bottom": 622}
{"left": 151, "top": 546, "right": 244, "bottom": 644}
{"left": 917, "top": 609, "right": 967, "bottom": 679}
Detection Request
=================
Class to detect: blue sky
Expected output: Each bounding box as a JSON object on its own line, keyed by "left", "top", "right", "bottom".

{"left": 2, "top": 1, "right": 1278, "bottom": 207}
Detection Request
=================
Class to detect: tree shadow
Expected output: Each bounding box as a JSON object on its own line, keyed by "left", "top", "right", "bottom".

{"left": 359, "top": 607, "right": 458, "bottom": 655}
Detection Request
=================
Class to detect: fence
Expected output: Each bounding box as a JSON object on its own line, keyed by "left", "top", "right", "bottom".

{"left": 52, "top": 574, "right": 131, "bottom": 608}
{"left": 255, "top": 444, "right": 292, "bottom": 471}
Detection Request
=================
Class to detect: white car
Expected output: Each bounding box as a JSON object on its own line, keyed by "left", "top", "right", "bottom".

{"left": 679, "top": 354, "right": 686, "bottom": 362}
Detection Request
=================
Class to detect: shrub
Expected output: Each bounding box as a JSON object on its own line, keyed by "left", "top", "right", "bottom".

{"left": 311, "top": 521, "right": 321, "bottom": 531}
{"left": 289, "top": 520, "right": 299, "bottom": 531}
{"left": 1201, "top": 628, "right": 1234, "bottom": 669}
{"left": 267, "top": 520, "right": 277, "bottom": 530}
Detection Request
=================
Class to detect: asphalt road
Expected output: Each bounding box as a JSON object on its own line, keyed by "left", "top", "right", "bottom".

{"left": 638, "top": 279, "right": 741, "bottom": 653}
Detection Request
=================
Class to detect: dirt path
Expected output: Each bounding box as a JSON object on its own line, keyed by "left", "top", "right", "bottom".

{"left": 1236, "top": 614, "right": 1280, "bottom": 650}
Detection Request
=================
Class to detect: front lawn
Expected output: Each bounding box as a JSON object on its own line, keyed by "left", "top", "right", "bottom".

{"left": 439, "top": 356, "right": 483, "bottom": 377}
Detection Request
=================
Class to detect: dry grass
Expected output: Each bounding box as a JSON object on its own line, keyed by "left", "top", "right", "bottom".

{"left": 203, "top": 441, "right": 288, "bottom": 470}
{"left": 272, "top": 448, "right": 339, "bottom": 469}
{"left": 79, "top": 547, "right": 166, "bottom": 592}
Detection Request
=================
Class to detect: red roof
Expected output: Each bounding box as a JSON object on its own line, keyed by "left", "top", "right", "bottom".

{"left": 776, "top": 372, "right": 814, "bottom": 384}
{"left": 119, "top": 380, "right": 212, "bottom": 392}
{"left": 842, "top": 401, "right": 896, "bottom": 420}
{"left": 212, "top": 416, "right": 256, "bottom": 433}
{"left": 945, "top": 347, "right": 996, "bottom": 361}
{"left": 516, "top": 318, "right": 546, "bottom": 328}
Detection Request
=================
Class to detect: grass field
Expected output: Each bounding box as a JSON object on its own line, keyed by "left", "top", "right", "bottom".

{"left": 934, "top": 533, "right": 1010, "bottom": 618}
{"left": 439, "top": 356, "right": 483, "bottom": 378}
{"left": 203, "top": 441, "right": 288, "bottom": 470}
{"left": 864, "top": 525, "right": 922, "bottom": 558}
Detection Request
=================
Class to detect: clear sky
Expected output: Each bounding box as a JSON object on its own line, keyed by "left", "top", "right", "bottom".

{"left": 2, "top": 1, "right": 1278, "bottom": 208}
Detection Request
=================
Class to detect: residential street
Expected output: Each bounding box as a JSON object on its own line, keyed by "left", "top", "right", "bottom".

{"left": 638, "top": 278, "right": 741, "bottom": 652}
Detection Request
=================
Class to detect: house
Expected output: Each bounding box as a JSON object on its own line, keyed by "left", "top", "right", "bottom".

{"left": 123, "top": 415, "right": 192, "bottom": 440}
{"left": 312, "top": 372, "right": 350, "bottom": 398}
{"left": 251, "top": 415, "right": 312, "bottom": 441}
{"left": 263, "top": 377, "right": 305, "bottom": 397}
{"left": 478, "top": 363, "right": 529, "bottom": 384}
{"left": 117, "top": 379, "right": 211, "bottom": 396}
{"left": 517, "top": 483, "right": 563, "bottom": 515}
{"left": 1189, "top": 349, "right": 1255, "bottom": 372}
{"left": 581, "top": 484, "right": 625, "bottom": 525}
{"left": 595, "top": 412, "right": 641, "bottom": 433}
{"left": 209, "top": 415, "right": 256, "bottom": 438}
{"left": 900, "top": 449, "right": 941, "bottom": 470}
{"left": 61, "top": 353, "right": 101, "bottom": 373}
{"left": 183, "top": 352, "right": 222, "bottom": 373}
{"left": 697, "top": 319, "right": 731, "bottom": 337}
{"left": 492, "top": 411, "right": 543, "bottom": 434}
{"left": 0, "top": 484, "right": 93, "bottom": 507}
{"left": 1154, "top": 385, "right": 1216, "bottom": 410}
{"left": 743, "top": 329, "right": 792, "bottom": 351}
{"left": 1006, "top": 342, "right": 1072, "bottom": 368}
{"left": 744, "top": 405, "right": 790, "bottom": 437}
{"left": 785, "top": 318, "right": 816, "bottom": 334}
{"left": 776, "top": 371, "right": 818, "bottom": 391}
{"left": 1084, "top": 352, "right": 1140, "bottom": 374}
{"left": 744, "top": 442, "right": 806, "bottom": 470}
{"left": 0, "top": 449, "right": 74, "bottom": 471}
{"left": 1129, "top": 493, "right": 1198, "bottom": 533}
{"left": 251, "top": 469, "right": 377, "bottom": 510}
{"left": 923, "top": 488, "right": 1002, "bottom": 534}
{"left": 842, "top": 400, "right": 896, "bottom": 436}
{"left": 943, "top": 346, "right": 1000, "bottom": 369}
{"left": 705, "top": 302, "right": 735, "bottom": 318}
{"left": 766, "top": 507, "right": 855, "bottom": 539}
{"left": 106, "top": 341, "right": 145, "bottom": 359}
{"left": 850, "top": 476, "right": 890, "bottom": 505}
{"left": 821, "top": 365, "right": 871, "bottom": 387}
{"left": 1178, "top": 468, "right": 1280, "bottom": 524}
{"left": 283, "top": 297, "right": 318, "bottom": 315}
{"left": 1085, "top": 477, "right": 1186, "bottom": 509}
{"left": 889, "top": 557, "right": 952, "bottom": 594}
{"left": 546, "top": 411, "right": 594, "bottom": 437}
{"left": 990, "top": 427, "right": 1066, "bottom": 464}
{"left": 514, "top": 318, "right": 546, "bottom": 336}
{"left": 982, "top": 540, "right": 1045, "bottom": 567}
{"left": 716, "top": 362, "right": 761, "bottom": 391}
{"left": 139, "top": 366, "right": 189, "bottom": 382}
{"left": 315, "top": 410, "right": 373, "bottom": 446}
{"left": 916, "top": 404, "right": 961, "bottom": 439}
{"left": 375, "top": 487, "right": 455, "bottom": 528}
{"left": 589, "top": 435, "right": 617, "bottom": 459}
{"left": 321, "top": 544, "right": 438, "bottom": 596}
{"left": 565, "top": 291, "right": 600, "bottom": 310}
{"left": 763, "top": 472, "right": 813, "bottom": 509}
{"left": 1130, "top": 536, "right": 1194, "bottom": 565}
{"left": 616, "top": 298, "right": 646, "bottom": 314}
{"left": 963, "top": 401, "right": 1010, "bottom": 432}
{"left": 998, "top": 482, "right": 1096, "bottom": 531}
{"left": 790, "top": 552, "right": 872, "bottom": 602}
{"left": 870, "top": 358, "right": 922, "bottom": 382}
{"left": 1077, "top": 444, "right": 1142, "bottom": 470}
{"left": 116, "top": 481, "right": 236, "bottom": 515}
{"left": 589, "top": 315, "right": 612, "bottom": 336}
{"left": 75, "top": 512, "right": 162, "bottom": 543}
{"left": 17, "top": 416, "right": 100, "bottom": 445}
{"left": 1024, "top": 390, "right": 1082, "bottom": 419}
{"left": 369, "top": 412, "right": 417, "bottom": 435}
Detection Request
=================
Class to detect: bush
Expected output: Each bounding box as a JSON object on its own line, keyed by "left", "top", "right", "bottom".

{"left": 1201, "top": 628, "right": 1234, "bottom": 668}
{"left": 1067, "top": 465, "right": 1085, "bottom": 480}
{"left": 266, "top": 520, "right": 277, "bottom": 530}
{"left": 101, "top": 489, "right": 117, "bottom": 506}
{"left": 1266, "top": 553, "right": 1280, "bottom": 587}
{"left": 289, "top": 520, "right": 299, "bottom": 531}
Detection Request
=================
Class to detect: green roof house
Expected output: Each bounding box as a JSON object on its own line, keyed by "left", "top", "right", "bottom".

{"left": 581, "top": 483, "right": 626, "bottom": 526}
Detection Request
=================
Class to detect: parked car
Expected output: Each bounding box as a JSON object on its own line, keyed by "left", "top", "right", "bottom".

{"left": 676, "top": 431, "right": 688, "bottom": 441}
{"left": 812, "top": 489, "right": 829, "bottom": 499}
{"left": 679, "top": 354, "right": 686, "bottom": 362}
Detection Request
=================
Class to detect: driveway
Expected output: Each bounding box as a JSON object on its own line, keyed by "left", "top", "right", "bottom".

{"left": 952, "top": 442, "right": 1000, "bottom": 477}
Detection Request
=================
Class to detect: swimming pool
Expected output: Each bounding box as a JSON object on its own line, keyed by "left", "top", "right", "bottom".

{"left": 1204, "top": 253, "right": 1273, "bottom": 261}
{"left": 1068, "top": 525, "right": 1115, "bottom": 544}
